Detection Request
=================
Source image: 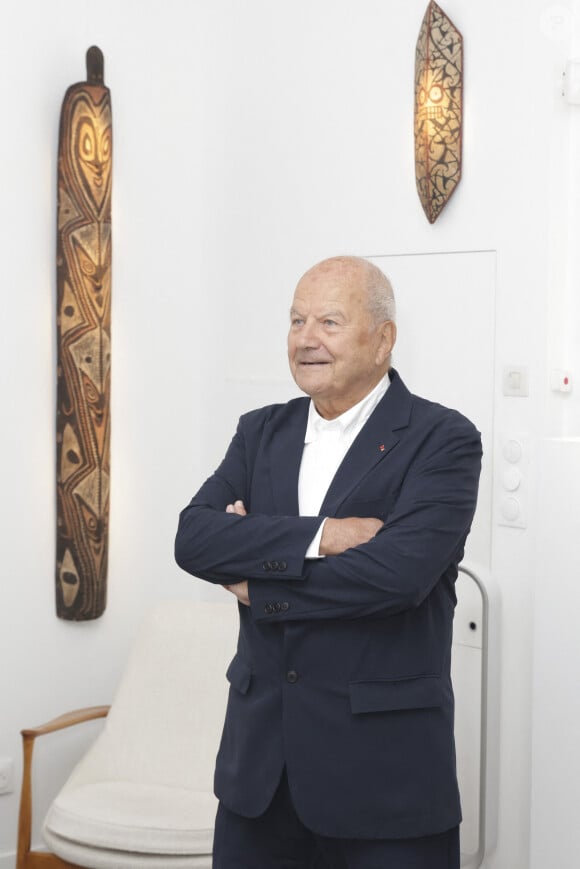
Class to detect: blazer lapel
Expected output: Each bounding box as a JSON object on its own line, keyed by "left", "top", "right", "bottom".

{"left": 266, "top": 398, "right": 310, "bottom": 515}
{"left": 319, "top": 370, "right": 413, "bottom": 517}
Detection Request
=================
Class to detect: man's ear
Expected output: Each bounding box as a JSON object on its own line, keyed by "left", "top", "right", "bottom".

{"left": 375, "top": 321, "right": 397, "bottom": 365}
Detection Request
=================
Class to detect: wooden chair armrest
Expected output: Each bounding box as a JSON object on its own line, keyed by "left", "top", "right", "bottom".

{"left": 21, "top": 706, "right": 110, "bottom": 739}
{"left": 17, "top": 706, "right": 110, "bottom": 868}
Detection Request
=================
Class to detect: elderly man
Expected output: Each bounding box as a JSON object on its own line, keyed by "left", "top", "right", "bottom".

{"left": 175, "top": 256, "right": 482, "bottom": 869}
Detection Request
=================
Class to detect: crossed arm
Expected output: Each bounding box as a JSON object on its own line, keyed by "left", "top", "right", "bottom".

{"left": 175, "top": 407, "right": 482, "bottom": 621}
{"left": 223, "top": 499, "right": 383, "bottom": 606}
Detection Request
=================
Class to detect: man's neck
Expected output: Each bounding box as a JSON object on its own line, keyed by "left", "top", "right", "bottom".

{"left": 313, "top": 370, "right": 390, "bottom": 420}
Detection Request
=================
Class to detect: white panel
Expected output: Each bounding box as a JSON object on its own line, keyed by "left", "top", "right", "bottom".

{"left": 453, "top": 563, "right": 500, "bottom": 869}
{"left": 453, "top": 570, "right": 484, "bottom": 861}
{"left": 454, "top": 644, "right": 483, "bottom": 858}
{"left": 530, "top": 438, "right": 580, "bottom": 869}
{"left": 370, "top": 252, "right": 496, "bottom": 568}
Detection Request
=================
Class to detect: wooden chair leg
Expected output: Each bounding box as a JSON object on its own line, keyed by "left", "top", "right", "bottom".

{"left": 16, "top": 734, "right": 79, "bottom": 869}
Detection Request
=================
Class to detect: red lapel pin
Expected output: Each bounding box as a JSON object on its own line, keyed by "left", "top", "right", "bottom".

{"left": 379, "top": 444, "right": 385, "bottom": 452}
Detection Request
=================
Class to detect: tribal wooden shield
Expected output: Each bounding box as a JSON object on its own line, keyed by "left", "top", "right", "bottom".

{"left": 56, "top": 47, "right": 112, "bottom": 619}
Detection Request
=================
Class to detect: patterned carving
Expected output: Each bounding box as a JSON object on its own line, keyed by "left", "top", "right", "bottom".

{"left": 56, "top": 47, "right": 112, "bottom": 619}
{"left": 414, "top": 2, "right": 463, "bottom": 223}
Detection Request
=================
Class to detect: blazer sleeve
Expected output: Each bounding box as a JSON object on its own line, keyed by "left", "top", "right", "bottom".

{"left": 248, "top": 413, "right": 482, "bottom": 621}
{"left": 174, "top": 411, "right": 322, "bottom": 583}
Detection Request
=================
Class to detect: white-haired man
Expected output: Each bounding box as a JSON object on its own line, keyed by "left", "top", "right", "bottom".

{"left": 176, "top": 256, "right": 482, "bottom": 868}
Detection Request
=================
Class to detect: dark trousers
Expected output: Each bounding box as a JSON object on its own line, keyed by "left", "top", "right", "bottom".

{"left": 212, "top": 770, "right": 460, "bottom": 869}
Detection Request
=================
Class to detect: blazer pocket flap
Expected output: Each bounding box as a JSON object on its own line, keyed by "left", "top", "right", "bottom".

{"left": 349, "top": 675, "right": 443, "bottom": 714}
{"left": 225, "top": 654, "right": 252, "bottom": 695}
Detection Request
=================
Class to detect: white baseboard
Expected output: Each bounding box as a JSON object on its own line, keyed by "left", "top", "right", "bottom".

{"left": 0, "top": 851, "right": 15, "bottom": 869}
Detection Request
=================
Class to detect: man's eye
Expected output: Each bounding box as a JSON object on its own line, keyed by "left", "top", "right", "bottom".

{"left": 324, "top": 319, "right": 337, "bottom": 327}
{"left": 291, "top": 318, "right": 304, "bottom": 326}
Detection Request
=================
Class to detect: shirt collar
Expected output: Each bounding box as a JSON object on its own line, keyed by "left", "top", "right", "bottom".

{"left": 304, "top": 371, "right": 391, "bottom": 444}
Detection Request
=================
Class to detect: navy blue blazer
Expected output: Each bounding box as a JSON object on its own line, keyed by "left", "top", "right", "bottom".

{"left": 175, "top": 369, "right": 482, "bottom": 840}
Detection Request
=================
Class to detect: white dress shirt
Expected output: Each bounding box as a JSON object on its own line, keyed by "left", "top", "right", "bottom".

{"left": 298, "top": 372, "right": 391, "bottom": 557}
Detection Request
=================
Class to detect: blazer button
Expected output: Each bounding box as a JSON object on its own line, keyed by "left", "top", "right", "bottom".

{"left": 286, "top": 670, "right": 299, "bottom": 684}
{"left": 281, "top": 602, "right": 289, "bottom": 611}
{"left": 262, "top": 561, "right": 272, "bottom": 571}
{"left": 264, "top": 603, "right": 274, "bottom": 614}
{"left": 274, "top": 602, "right": 282, "bottom": 613}
{"left": 278, "top": 561, "right": 287, "bottom": 571}
{"left": 271, "top": 560, "right": 279, "bottom": 570}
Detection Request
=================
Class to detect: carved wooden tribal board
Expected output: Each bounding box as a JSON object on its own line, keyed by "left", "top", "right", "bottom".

{"left": 414, "top": 2, "right": 463, "bottom": 223}
{"left": 56, "top": 47, "right": 112, "bottom": 619}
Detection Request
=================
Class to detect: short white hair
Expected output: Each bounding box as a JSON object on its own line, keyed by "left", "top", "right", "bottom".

{"left": 363, "top": 260, "right": 396, "bottom": 325}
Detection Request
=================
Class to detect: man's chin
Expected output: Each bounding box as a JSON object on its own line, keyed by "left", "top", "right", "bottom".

{"left": 293, "top": 371, "right": 329, "bottom": 391}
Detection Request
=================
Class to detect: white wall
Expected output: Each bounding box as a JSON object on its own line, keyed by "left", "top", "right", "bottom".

{"left": 1, "top": 1, "right": 579, "bottom": 866}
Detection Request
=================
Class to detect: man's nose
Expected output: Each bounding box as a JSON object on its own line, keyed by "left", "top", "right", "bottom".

{"left": 297, "top": 319, "right": 321, "bottom": 348}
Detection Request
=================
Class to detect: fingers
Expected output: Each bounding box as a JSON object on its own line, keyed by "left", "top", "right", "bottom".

{"left": 222, "top": 581, "right": 250, "bottom": 606}
{"left": 226, "top": 500, "right": 247, "bottom": 516}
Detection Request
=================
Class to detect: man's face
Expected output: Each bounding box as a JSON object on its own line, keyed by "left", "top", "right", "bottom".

{"left": 287, "top": 262, "right": 395, "bottom": 419}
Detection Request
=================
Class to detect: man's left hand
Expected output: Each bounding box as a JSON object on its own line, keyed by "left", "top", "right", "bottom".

{"left": 224, "top": 580, "right": 250, "bottom": 606}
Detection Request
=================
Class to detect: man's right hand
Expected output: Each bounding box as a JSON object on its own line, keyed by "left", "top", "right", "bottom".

{"left": 319, "top": 517, "right": 383, "bottom": 556}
